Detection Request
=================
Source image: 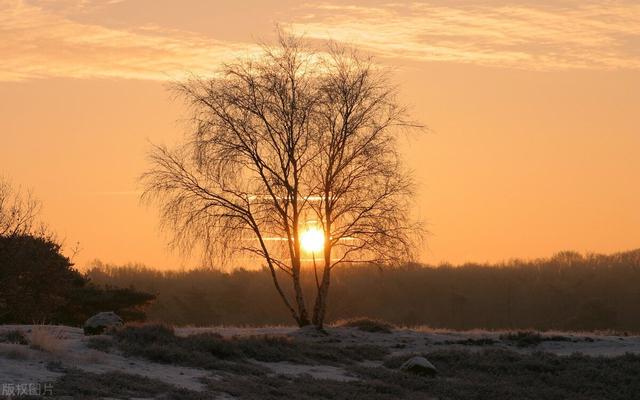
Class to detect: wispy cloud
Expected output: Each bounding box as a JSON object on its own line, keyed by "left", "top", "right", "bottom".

{"left": 1, "top": 1, "right": 638, "bottom": 82}
{"left": 285, "top": 2, "right": 640, "bottom": 70}
{"left": 0, "top": 0, "right": 258, "bottom": 81}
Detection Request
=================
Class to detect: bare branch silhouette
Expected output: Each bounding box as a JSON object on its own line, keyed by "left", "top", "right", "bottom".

{"left": 142, "top": 33, "right": 423, "bottom": 328}
{"left": 0, "top": 176, "right": 43, "bottom": 237}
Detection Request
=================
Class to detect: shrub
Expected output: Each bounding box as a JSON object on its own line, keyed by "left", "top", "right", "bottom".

{"left": 0, "top": 330, "right": 27, "bottom": 345}
{"left": 0, "top": 234, "right": 156, "bottom": 326}
{"left": 28, "top": 326, "right": 66, "bottom": 354}
{"left": 442, "top": 338, "right": 498, "bottom": 346}
{"left": 87, "top": 336, "right": 115, "bottom": 352}
{"left": 336, "top": 318, "right": 394, "bottom": 333}
{"left": 499, "top": 331, "right": 544, "bottom": 347}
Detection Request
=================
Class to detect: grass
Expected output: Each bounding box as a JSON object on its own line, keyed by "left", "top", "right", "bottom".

{"left": 336, "top": 318, "right": 395, "bottom": 333}
{"left": 499, "top": 331, "right": 582, "bottom": 347}
{"left": 207, "top": 373, "right": 431, "bottom": 400}
{"left": 28, "top": 326, "right": 66, "bottom": 354}
{"left": 108, "top": 324, "right": 388, "bottom": 374}
{"left": 50, "top": 369, "right": 206, "bottom": 399}
{"left": 204, "top": 349, "right": 640, "bottom": 400}
{"left": 9, "top": 322, "right": 636, "bottom": 399}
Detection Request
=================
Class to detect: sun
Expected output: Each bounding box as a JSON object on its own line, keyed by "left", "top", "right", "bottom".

{"left": 300, "top": 227, "right": 325, "bottom": 253}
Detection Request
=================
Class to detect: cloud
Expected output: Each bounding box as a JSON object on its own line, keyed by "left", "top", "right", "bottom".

{"left": 0, "top": 0, "right": 259, "bottom": 81}
{"left": 285, "top": 2, "right": 640, "bottom": 71}
{"left": 1, "top": 1, "right": 638, "bottom": 82}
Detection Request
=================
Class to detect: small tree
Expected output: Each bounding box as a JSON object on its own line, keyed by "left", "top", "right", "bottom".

{"left": 142, "top": 34, "right": 421, "bottom": 328}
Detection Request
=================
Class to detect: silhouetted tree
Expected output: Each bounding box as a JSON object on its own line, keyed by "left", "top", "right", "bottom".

{"left": 141, "top": 33, "right": 421, "bottom": 328}
{"left": 0, "top": 234, "right": 82, "bottom": 322}
{"left": 0, "top": 234, "right": 156, "bottom": 325}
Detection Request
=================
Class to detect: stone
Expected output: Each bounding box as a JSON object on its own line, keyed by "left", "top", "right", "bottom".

{"left": 400, "top": 356, "right": 437, "bottom": 376}
{"left": 83, "top": 311, "right": 123, "bottom": 335}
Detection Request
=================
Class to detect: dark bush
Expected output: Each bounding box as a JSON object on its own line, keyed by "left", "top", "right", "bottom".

{"left": 0, "top": 330, "right": 28, "bottom": 345}
{"left": 441, "top": 338, "right": 498, "bottom": 346}
{"left": 87, "top": 336, "right": 115, "bottom": 352}
{"left": 0, "top": 234, "right": 155, "bottom": 325}
{"left": 337, "top": 318, "right": 394, "bottom": 333}
{"left": 499, "top": 331, "right": 545, "bottom": 347}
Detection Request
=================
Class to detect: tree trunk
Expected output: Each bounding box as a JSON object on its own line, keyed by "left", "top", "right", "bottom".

{"left": 312, "top": 253, "right": 331, "bottom": 329}
{"left": 311, "top": 268, "right": 330, "bottom": 328}
{"left": 256, "top": 232, "right": 302, "bottom": 326}
{"left": 291, "top": 259, "right": 310, "bottom": 326}
{"left": 289, "top": 210, "right": 310, "bottom": 327}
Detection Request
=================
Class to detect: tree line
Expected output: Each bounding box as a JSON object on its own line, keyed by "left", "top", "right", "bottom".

{"left": 86, "top": 248, "right": 640, "bottom": 332}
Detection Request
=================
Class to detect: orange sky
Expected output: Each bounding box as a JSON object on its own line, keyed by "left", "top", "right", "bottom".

{"left": 1, "top": 0, "right": 639, "bottom": 269}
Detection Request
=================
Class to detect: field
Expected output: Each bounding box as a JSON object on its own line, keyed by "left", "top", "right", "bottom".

{"left": 1, "top": 322, "right": 639, "bottom": 399}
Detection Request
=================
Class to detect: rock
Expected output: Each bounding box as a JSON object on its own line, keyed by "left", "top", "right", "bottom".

{"left": 400, "top": 356, "right": 437, "bottom": 376}
{"left": 83, "top": 311, "right": 123, "bottom": 335}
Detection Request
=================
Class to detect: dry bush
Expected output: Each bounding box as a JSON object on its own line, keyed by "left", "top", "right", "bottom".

{"left": 28, "top": 326, "right": 67, "bottom": 354}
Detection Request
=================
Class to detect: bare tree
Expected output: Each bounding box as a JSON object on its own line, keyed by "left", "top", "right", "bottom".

{"left": 142, "top": 34, "right": 422, "bottom": 328}
{"left": 0, "top": 176, "right": 42, "bottom": 237}
{"left": 308, "top": 47, "right": 422, "bottom": 328}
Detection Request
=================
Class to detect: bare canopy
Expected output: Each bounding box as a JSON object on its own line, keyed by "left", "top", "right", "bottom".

{"left": 0, "top": 177, "right": 42, "bottom": 237}
{"left": 141, "top": 34, "right": 422, "bottom": 328}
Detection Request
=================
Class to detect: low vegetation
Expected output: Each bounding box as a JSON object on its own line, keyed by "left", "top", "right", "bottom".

{"left": 28, "top": 326, "right": 67, "bottom": 354}
{"left": 440, "top": 337, "right": 498, "bottom": 346}
{"left": 194, "top": 348, "right": 640, "bottom": 399}
{"left": 1, "top": 323, "right": 631, "bottom": 399}
{"left": 0, "top": 329, "right": 27, "bottom": 345}
{"left": 101, "top": 324, "right": 388, "bottom": 374}
{"left": 499, "top": 331, "right": 571, "bottom": 347}
{"left": 336, "top": 318, "right": 395, "bottom": 333}
{"left": 51, "top": 370, "right": 205, "bottom": 399}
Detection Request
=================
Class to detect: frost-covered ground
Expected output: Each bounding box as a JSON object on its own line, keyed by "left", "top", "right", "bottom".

{"left": 1, "top": 324, "right": 639, "bottom": 399}
{"left": 177, "top": 325, "right": 640, "bottom": 357}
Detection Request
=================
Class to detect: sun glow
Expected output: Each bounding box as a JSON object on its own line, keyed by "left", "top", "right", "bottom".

{"left": 300, "top": 227, "right": 325, "bottom": 253}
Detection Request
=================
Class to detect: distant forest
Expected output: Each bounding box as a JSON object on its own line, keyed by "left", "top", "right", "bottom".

{"left": 86, "top": 249, "right": 640, "bottom": 332}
